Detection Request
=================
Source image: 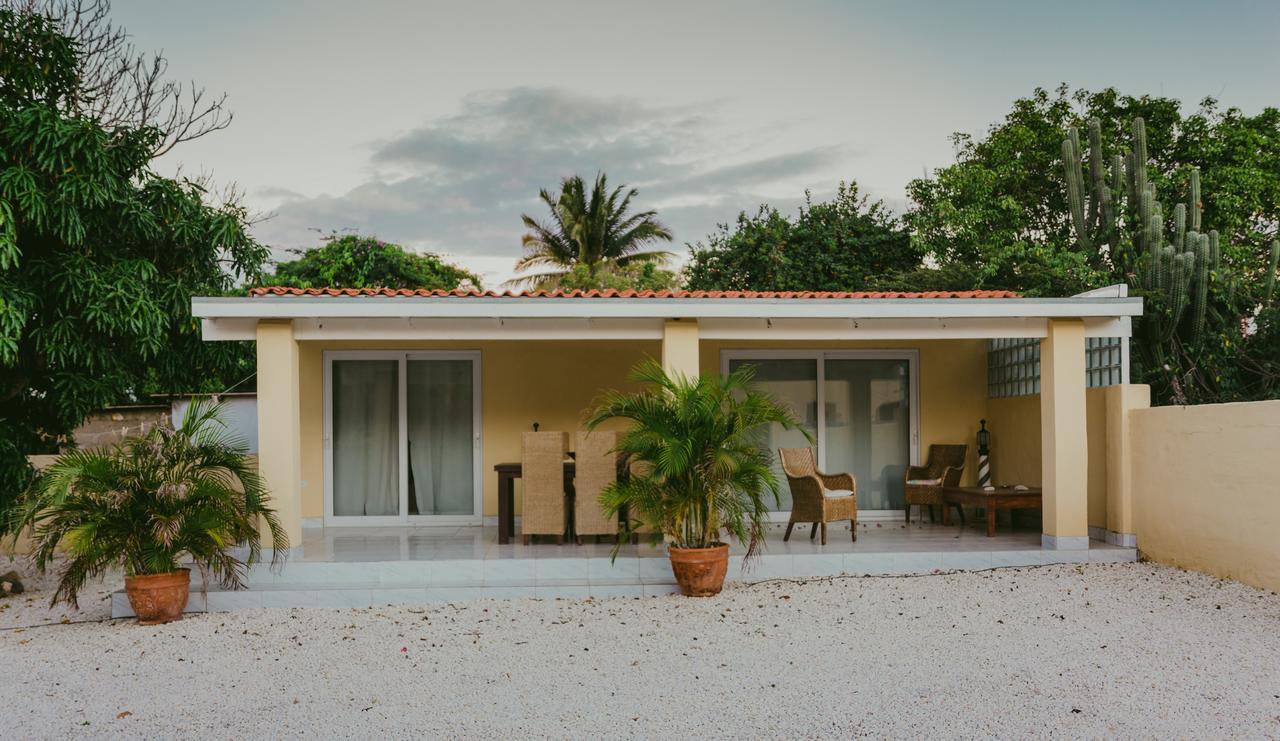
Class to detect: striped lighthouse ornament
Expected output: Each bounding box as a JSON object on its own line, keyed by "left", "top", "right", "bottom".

{"left": 977, "top": 419, "right": 992, "bottom": 488}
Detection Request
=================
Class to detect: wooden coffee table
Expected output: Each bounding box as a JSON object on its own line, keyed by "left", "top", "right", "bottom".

{"left": 941, "top": 486, "right": 1043, "bottom": 537}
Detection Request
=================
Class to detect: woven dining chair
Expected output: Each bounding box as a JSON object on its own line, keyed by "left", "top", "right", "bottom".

{"left": 521, "top": 431, "right": 568, "bottom": 544}
{"left": 904, "top": 444, "right": 967, "bottom": 524}
{"left": 573, "top": 430, "right": 619, "bottom": 543}
{"left": 778, "top": 447, "right": 857, "bottom": 546}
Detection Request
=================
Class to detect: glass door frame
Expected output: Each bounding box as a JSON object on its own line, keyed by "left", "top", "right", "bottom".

{"left": 322, "top": 349, "right": 483, "bottom": 527}
{"left": 720, "top": 348, "right": 920, "bottom": 521}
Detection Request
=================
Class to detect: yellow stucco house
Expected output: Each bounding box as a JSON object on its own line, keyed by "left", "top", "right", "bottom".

{"left": 154, "top": 285, "right": 1148, "bottom": 613}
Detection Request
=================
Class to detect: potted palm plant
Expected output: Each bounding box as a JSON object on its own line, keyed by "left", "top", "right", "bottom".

{"left": 587, "top": 359, "right": 806, "bottom": 596}
{"left": 10, "top": 400, "right": 287, "bottom": 624}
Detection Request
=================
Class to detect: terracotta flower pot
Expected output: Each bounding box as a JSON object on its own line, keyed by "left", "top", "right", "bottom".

{"left": 668, "top": 543, "right": 730, "bottom": 597}
{"left": 124, "top": 569, "right": 191, "bottom": 625}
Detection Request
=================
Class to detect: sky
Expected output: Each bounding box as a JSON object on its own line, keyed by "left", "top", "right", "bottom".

{"left": 112, "top": 0, "right": 1280, "bottom": 287}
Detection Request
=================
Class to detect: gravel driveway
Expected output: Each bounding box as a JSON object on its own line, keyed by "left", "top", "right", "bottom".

{"left": 2, "top": 562, "right": 1278, "bottom": 738}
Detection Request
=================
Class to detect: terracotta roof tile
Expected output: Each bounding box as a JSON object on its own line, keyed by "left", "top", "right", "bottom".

{"left": 249, "top": 287, "right": 1020, "bottom": 299}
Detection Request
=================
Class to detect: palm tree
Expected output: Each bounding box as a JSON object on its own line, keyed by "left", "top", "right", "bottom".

{"left": 586, "top": 360, "right": 808, "bottom": 561}
{"left": 507, "top": 172, "right": 674, "bottom": 290}
{"left": 11, "top": 400, "right": 286, "bottom": 608}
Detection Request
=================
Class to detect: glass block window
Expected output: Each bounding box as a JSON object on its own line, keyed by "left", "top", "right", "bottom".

{"left": 987, "top": 337, "right": 1126, "bottom": 398}
{"left": 987, "top": 338, "right": 1041, "bottom": 398}
{"left": 1085, "top": 337, "right": 1124, "bottom": 388}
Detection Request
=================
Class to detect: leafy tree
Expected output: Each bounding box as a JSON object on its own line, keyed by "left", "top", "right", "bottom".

{"left": 510, "top": 172, "right": 673, "bottom": 290}
{"left": 1061, "top": 117, "right": 1280, "bottom": 403}
{"left": 3, "top": 0, "right": 232, "bottom": 157}
{"left": 0, "top": 8, "right": 266, "bottom": 525}
{"left": 262, "top": 234, "right": 481, "bottom": 291}
{"left": 684, "top": 182, "right": 918, "bottom": 292}
{"left": 553, "top": 261, "right": 678, "bottom": 293}
{"left": 906, "top": 85, "right": 1280, "bottom": 296}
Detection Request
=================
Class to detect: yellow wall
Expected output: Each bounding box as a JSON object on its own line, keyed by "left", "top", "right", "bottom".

{"left": 299, "top": 338, "right": 994, "bottom": 519}
{"left": 298, "top": 340, "right": 660, "bottom": 519}
{"left": 1039, "top": 319, "right": 1088, "bottom": 541}
{"left": 1131, "top": 400, "right": 1280, "bottom": 592}
{"left": 256, "top": 320, "right": 303, "bottom": 546}
{"left": 661, "top": 320, "right": 700, "bottom": 377}
{"left": 1105, "top": 383, "right": 1149, "bottom": 536}
{"left": 985, "top": 387, "right": 1110, "bottom": 530}
{"left": 699, "top": 339, "right": 990, "bottom": 484}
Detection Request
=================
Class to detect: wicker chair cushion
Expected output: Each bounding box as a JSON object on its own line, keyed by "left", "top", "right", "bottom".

{"left": 906, "top": 478, "right": 943, "bottom": 486}
{"left": 825, "top": 489, "right": 854, "bottom": 498}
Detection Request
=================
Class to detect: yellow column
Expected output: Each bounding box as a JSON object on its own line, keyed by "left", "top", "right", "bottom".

{"left": 255, "top": 319, "right": 303, "bottom": 550}
{"left": 1040, "top": 319, "right": 1089, "bottom": 550}
{"left": 661, "top": 319, "right": 699, "bottom": 378}
{"left": 1104, "top": 383, "right": 1150, "bottom": 546}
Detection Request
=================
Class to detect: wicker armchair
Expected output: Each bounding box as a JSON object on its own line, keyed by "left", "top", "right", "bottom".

{"left": 778, "top": 448, "right": 857, "bottom": 545}
{"left": 521, "top": 431, "right": 568, "bottom": 544}
{"left": 904, "top": 444, "right": 967, "bottom": 524}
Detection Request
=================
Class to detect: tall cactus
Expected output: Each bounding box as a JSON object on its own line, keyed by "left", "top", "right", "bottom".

{"left": 1062, "top": 116, "right": 1229, "bottom": 347}
{"left": 1061, "top": 118, "right": 1120, "bottom": 254}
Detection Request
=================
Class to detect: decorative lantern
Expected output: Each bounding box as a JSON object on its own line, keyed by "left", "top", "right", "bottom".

{"left": 977, "top": 419, "right": 992, "bottom": 487}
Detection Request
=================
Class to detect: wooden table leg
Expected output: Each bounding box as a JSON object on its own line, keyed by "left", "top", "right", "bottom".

{"left": 498, "top": 472, "right": 513, "bottom": 544}
{"left": 985, "top": 507, "right": 996, "bottom": 537}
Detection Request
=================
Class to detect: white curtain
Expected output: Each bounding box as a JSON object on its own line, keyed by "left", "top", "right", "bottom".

{"left": 332, "top": 360, "right": 399, "bottom": 516}
{"left": 407, "top": 359, "right": 474, "bottom": 516}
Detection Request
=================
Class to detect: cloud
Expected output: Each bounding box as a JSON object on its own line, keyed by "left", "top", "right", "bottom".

{"left": 251, "top": 87, "right": 846, "bottom": 285}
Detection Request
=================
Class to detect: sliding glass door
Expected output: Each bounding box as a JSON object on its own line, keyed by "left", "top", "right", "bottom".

{"left": 822, "top": 357, "right": 913, "bottom": 511}
{"left": 724, "top": 350, "right": 918, "bottom": 517}
{"left": 727, "top": 358, "right": 817, "bottom": 512}
{"left": 325, "top": 351, "right": 481, "bottom": 525}
{"left": 406, "top": 358, "right": 475, "bottom": 517}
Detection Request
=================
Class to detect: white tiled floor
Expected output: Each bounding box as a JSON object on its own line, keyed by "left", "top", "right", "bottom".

{"left": 111, "top": 519, "right": 1139, "bottom": 617}
{"left": 294, "top": 519, "right": 1060, "bottom": 563}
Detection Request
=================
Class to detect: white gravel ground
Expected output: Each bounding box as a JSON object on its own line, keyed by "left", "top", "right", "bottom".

{"left": 2, "top": 561, "right": 1278, "bottom": 739}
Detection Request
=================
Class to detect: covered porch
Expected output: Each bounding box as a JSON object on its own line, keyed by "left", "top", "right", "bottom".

{"left": 176, "top": 287, "right": 1144, "bottom": 613}
{"left": 113, "top": 520, "right": 1136, "bottom": 614}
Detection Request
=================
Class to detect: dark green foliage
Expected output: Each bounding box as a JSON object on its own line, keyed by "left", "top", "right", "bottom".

{"left": 910, "top": 84, "right": 1280, "bottom": 402}
{"left": 263, "top": 233, "right": 481, "bottom": 291}
{"left": 554, "top": 261, "right": 678, "bottom": 292}
{"left": 0, "top": 9, "right": 266, "bottom": 523}
{"left": 684, "top": 182, "right": 918, "bottom": 292}
{"left": 586, "top": 360, "right": 808, "bottom": 561}
{"left": 907, "top": 85, "right": 1280, "bottom": 299}
{"left": 1063, "top": 116, "right": 1280, "bottom": 403}
{"left": 512, "top": 172, "right": 673, "bottom": 290}
{"left": 10, "top": 401, "right": 286, "bottom": 607}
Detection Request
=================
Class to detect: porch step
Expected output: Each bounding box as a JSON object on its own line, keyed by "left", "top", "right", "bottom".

{"left": 108, "top": 546, "right": 1136, "bottom": 618}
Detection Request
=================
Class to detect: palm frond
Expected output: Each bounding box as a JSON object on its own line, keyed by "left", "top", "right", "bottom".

{"left": 587, "top": 359, "right": 809, "bottom": 566}
{"left": 510, "top": 172, "right": 676, "bottom": 287}
{"left": 8, "top": 402, "right": 288, "bottom": 608}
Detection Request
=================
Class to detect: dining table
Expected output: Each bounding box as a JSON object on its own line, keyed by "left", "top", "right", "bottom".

{"left": 493, "top": 459, "right": 576, "bottom": 545}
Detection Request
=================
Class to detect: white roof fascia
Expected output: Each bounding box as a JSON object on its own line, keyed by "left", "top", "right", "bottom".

{"left": 192, "top": 295, "right": 1143, "bottom": 321}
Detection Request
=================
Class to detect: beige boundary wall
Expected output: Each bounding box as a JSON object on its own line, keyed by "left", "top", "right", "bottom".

{"left": 1130, "top": 400, "right": 1280, "bottom": 592}
{"left": 988, "top": 390, "right": 1280, "bottom": 591}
